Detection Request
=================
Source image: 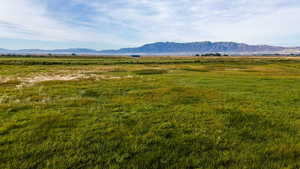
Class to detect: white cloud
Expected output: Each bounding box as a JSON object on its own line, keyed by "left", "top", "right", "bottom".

{"left": 72, "top": 0, "right": 300, "bottom": 46}
{"left": 0, "top": 0, "right": 72, "bottom": 41}
{"left": 208, "top": 6, "right": 300, "bottom": 45}
{"left": 0, "top": 0, "right": 300, "bottom": 48}
{"left": 0, "top": 0, "right": 128, "bottom": 46}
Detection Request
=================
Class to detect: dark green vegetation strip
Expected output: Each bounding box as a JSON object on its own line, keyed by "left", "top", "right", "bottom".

{"left": 134, "top": 69, "right": 168, "bottom": 75}
{"left": 1, "top": 57, "right": 300, "bottom": 66}
{"left": 0, "top": 57, "right": 299, "bottom": 169}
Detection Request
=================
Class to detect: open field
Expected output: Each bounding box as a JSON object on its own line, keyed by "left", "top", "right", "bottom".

{"left": 0, "top": 56, "right": 299, "bottom": 169}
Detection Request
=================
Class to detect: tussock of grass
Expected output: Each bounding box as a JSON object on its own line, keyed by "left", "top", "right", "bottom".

{"left": 134, "top": 69, "right": 168, "bottom": 75}
{"left": 181, "top": 67, "right": 210, "bottom": 72}
{"left": 0, "top": 79, "right": 21, "bottom": 86}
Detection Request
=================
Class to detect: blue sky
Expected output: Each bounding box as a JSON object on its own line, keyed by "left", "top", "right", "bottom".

{"left": 0, "top": 0, "right": 300, "bottom": 50}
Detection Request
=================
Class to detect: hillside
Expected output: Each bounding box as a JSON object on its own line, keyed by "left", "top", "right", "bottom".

{"left": 101, "top": 42, "right": 286, "bottom": 54}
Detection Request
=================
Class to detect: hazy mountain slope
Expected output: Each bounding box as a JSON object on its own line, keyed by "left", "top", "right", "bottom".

{"left": 100, "top": 42, "right": 285, "bottom": 54}
{"left": 0, "top": 41, "right": 298, "bottom": 55}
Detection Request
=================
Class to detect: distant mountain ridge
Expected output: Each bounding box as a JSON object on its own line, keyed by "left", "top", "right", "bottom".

{"left": 101, "top": 42, "right": 287, "bottom": 54}
{"left": 0, "top": 42, "right": 299, "bottom": 55}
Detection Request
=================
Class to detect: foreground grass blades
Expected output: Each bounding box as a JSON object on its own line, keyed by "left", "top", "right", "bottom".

{"left": 0, "top": 57, "right": 300, "bottom": 169}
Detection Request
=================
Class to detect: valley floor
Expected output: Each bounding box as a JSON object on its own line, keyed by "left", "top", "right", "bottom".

{"left": 0, "top": 56, "right": 299, "bottom": 169}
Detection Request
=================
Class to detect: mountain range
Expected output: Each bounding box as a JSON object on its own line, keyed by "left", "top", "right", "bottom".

{"left": 1, "top": 42, "right": 300, "bottom": 55}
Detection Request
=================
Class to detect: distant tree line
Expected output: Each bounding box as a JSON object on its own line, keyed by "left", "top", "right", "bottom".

{"left": 195, "top": 53, "right": 229, "bottom": 57}
{"left": 0, "top": 54, "right": 45, "bottom": 58}
{"left": 261, "top": 53, "right": 300, "bottom": 57}
{"left": 0, "top": 53, "right": 78, "bottom": 58}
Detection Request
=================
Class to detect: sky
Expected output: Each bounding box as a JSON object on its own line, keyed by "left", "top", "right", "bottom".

{"left": 0, "top": 0, "right": 300, "bottom": 50}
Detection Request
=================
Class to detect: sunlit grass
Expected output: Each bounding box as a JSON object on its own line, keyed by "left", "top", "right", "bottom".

{"left": 0, "top": 57, "right": 299, "bottom": 169}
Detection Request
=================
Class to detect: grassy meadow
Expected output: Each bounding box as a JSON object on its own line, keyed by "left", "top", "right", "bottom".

{"left": 0, "top": 56, "right": 299, "bottom": 169}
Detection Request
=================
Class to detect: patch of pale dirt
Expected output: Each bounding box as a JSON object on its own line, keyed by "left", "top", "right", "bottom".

{"left": 0, "top": 73, "right": 133, "bottom": 89}
{"left": 23, "top": 74, "right": 86, "bottom": 83}
{"left": 1, "top": 68, "right": 134, "bottom": 89}
{"left": 0, "top": 77, "right": 11, "bottom": 84}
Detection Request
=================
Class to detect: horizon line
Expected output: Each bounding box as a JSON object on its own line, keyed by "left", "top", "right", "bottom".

{"left": 1, "top": 41, "right": 300, "bottom": 51}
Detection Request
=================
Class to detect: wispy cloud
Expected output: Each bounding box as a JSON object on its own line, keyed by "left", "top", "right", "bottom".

{"left": 0, "top": 0, "right": 299, "bottom": 49}
{"left": 0, "top": 0, "right": 128, "bottom": 47}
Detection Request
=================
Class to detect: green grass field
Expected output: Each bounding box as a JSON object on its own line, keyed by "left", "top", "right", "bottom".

{"left": 0, "top": 56, "right": 299, "bottom": 169}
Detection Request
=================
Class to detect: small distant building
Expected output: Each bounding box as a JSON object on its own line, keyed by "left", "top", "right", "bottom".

{"left": 131, "top": 55, "right": 141, "bottom": 58}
